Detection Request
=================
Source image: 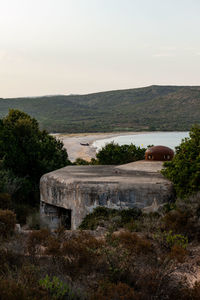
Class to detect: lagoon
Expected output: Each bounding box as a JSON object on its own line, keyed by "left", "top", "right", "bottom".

{"left": 93, "top": 132, "right": 189, "bottom": 152}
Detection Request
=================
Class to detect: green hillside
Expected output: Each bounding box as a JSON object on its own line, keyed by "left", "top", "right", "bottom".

{"left": 0, "top": 85, "right": 199, "bottom": 133}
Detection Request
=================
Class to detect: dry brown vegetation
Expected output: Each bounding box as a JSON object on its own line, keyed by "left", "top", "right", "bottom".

{"left": 1, "top": 194, "right": 200, "bottom": 299}
{"left": 0, "top": 209, "right": 16, "bottom": 238}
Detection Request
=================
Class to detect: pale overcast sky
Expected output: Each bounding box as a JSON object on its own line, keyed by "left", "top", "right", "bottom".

{"left": 0, "top": 0, "right": 200, "bottom": 97}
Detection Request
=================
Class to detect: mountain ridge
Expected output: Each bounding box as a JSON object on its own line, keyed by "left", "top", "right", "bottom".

{"left": 0, "top": 85, "right": 199, "bottom": 133}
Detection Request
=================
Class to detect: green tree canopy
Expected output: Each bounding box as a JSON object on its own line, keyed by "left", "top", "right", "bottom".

{"left": 0, "top": 109, "right": 70, "bottom": 204}
{"left": 96, "top": 142, "right": 146, "bottom": 165}
{"left": 162, "top": 126, "right": 200, "bottom": 197}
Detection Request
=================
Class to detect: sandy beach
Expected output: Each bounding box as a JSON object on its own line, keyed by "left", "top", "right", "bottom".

{"left": 54, "top": 132, "right": 147, "bottom": 162}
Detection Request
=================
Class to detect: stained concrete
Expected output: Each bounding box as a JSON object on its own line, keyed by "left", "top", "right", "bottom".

{"left": 40, "top": 161, "right": 174, "bottom": 229}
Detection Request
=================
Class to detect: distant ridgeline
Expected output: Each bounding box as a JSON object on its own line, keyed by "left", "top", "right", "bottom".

{"left": 0, "top": 85, "right": 200, "bottom": 133}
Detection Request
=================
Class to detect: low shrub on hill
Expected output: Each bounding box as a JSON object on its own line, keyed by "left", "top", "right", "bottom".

{"left": 0, "top": 209, "right": 16, "bottom": 238}
{"left": 0, "top": 193, "right": 12, "bottom": 210}
{"left": 90, "top": 281, "right": 138, "bottom": 300}
{"left": 79, "top": 206, "right": 142, "bottom": 230}
{"left": 162, "top": 192, "right": 200, "bottom": 241}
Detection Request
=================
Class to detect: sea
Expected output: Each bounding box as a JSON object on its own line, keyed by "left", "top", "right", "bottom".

{"left": 92, "top": 132, "right": 189, "bottom": 152}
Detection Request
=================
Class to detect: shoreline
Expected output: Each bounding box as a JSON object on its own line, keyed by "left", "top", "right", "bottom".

{"left": 54, "top": 131, "right": 149, "bottom": 162}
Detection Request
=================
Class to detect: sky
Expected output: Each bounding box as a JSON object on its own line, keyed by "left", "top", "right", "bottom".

{"left": 0, "top": 0, "right": 200, "bottom": 98}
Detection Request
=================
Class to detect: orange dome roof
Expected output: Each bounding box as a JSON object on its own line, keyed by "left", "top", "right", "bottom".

{"left": 145, "top": 145, "right": 174, "bottom": 161}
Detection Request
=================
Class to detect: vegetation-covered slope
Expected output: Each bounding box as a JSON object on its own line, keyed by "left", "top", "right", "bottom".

{"left": 0, "top": 85, "right": 200, "bottom": 132}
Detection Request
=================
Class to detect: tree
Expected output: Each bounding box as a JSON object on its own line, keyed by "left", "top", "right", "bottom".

{"left": 96, "top": 142, "right": 146, "bottom": 165}
{"left": 0, "top": 109, "right": 70, "bottom": 204}
{"left": 162, "top": 125, "right": 200, "bottom": 197}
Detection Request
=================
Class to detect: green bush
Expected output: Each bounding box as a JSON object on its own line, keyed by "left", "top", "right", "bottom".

{"left": 39, "top": 275, "right": 77, "bottom": 300}
{"left": 0, "top": 209, "right": 16, "bottom": 238}
{"left": 0, "top": 109, "right": 71, "bottom": 206}
{"left": 96, "top": 142, "right": 146, "bottom": 165}
{"left": 155, "top": 230, "right": 188, "bottom": 250}
{"left": 162, "top": 125, "right": 200, "bottom": 197}
{"left": 0, "top": 169, "right": 24, "bottom": 196}
{"left": 165, "top": 230, "right": 188, "bottom": 249}
{"left": 74, "top": 158, "right": 90, "bottom": 165}
{"left": 79, "top": 207, "right": 142, "bottom": 230}
{"left": 120, "top": 208, "right": 142, "bottom": 224}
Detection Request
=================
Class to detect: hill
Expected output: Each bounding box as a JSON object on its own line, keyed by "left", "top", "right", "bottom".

{"left": 0, "top": 85, "right": 200, "bottom": 132}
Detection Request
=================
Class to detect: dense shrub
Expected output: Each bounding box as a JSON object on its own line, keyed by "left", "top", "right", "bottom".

{"left": 14, "top": 203, "right": 35, "bottom": 224}
{"left": 90, "top": 281, "right": 139, "bottom": 300}
{"left": 164, "top": 230, "right": 188, "bottom": 249}
{"left": 0, "top": 193, "right": 12, "bottom": 210}
{"left": 0, "top": 209, "right": 16, "bottom": 238}
{"left": 0, "top": 169, "right": 23, "bottom": 195}
{"left": 0, "top": 109, "right": 71, "bottom": 207}
{"left": 112, "top": 231, "right": 152, "bottom": 255}
{"left": 162, "top": 125, "right": 200, "bottom": 197}
{"left": 162, "top": 209, "right": 194, "bottom": 237}
{"left": 96, "top": 142, "right": 146, "bottom": 165}
{"left": 79, "top": 207, "right": 142, "bottom": 230}
{"left": 182, "top": 281, "right": 200, "bottom": 300}
{"left": 162, "top": 193, "right": 200, "bottom": 241}
{"left": 27, "top": 228, "right": 51, "bottom": 255}
{"left": 169, "top": 244, "right": 187, "bottom": 263}
{"left": 61, "top": 232, "right": 104, "bottom": 276}
{"left": 120, "top": 208, "right": 142, "bottom": 224}
{"left": 0, "top": 248, "right": 22, "bottom": 273}
{"left": 0, "top": 277, "right": 50, "bottom": 300}
{"left": 74, "top": 158, "right": 90, "bottom": 165}
{"left": 39, "top": 275, "right": 76, "bottom": 300}
{"left": 0, "top": 279, "right": 26, "bottom": 300}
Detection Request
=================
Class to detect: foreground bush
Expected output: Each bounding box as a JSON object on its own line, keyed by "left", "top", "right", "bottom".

{"left": 0, "top": 193, "right": 12, "bottom": 210}
{"left": 112, "top": 231, "right": 152, "bottom": 255}
{"left": 0, "top": 209, "right": 16, "bottom": 238}
{"left": 162, "top": 125, "right": 200, "bottom": 197}
{"left": 39, "top": 275, "right": 79, "bottom": 300}
{"left": 90, "top": 281, "right": 138, "bottom": 300}
{"left": 27, "top": 228, "right": 51, "bottom": 255}
{"left": 0, "top": 109, "right": 71, "bottom": 207}
{"left": 0, "top": 276, "right": 50, "bottom": 300}
{"left": 162, "top": 193, "right": 200, "bottom": 241}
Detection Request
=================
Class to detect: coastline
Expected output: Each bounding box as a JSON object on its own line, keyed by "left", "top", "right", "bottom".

{"left": 54, "top": 132, "right": 148, "bottom": 162}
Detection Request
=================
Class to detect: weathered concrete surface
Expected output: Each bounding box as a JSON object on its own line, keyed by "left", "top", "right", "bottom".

{"left": 40, "top": 161, "right": 174, "bottom": 229}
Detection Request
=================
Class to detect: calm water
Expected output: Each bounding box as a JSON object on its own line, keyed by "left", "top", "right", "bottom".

{"left": 93, "top": 132, "right": 189, "bottom": 152}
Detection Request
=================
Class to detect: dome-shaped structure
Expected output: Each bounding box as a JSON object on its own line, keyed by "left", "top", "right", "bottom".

{"left": 145, "top": 145, "right": 174, "bottom": 161}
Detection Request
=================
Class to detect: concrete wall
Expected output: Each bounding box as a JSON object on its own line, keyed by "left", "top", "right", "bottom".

{"left": 40, "top": 162, "right": 174, "bottom": 229}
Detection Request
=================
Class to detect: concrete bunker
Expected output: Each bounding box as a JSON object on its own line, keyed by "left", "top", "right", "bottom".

{"left": 40, "top": 202, "right": 72, "bottom": 229}
{"left": 40, "top": 160, "right": 174, "bottom": 230}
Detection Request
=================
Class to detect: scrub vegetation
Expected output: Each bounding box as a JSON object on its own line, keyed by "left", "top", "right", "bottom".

{"left": 162, "top": 125, "right": 200, "bottom": 197}
{"left": 1, "top": 111, "right": 200, "bottom": 299}
{"left": 1, "top": 193, "right": 200, "bottom": 299}
{"left": 75, "top": 142, "right": 146, "bottom": 165}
